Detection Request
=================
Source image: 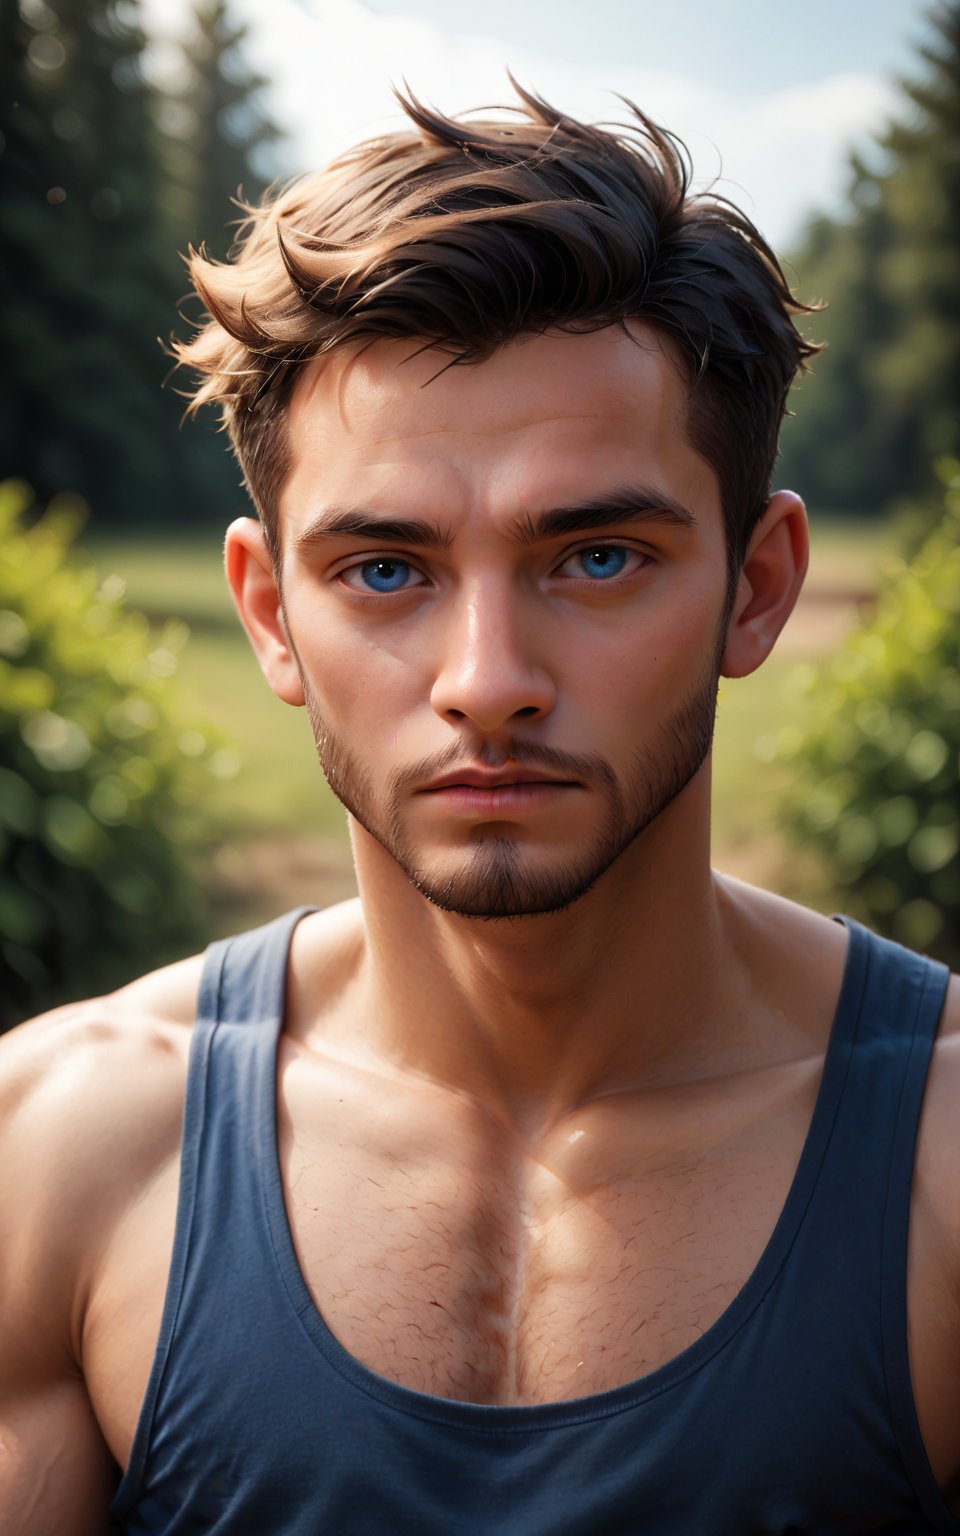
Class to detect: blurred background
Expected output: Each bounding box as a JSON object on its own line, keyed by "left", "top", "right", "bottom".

{"left": 1, "top": 0, "right": 957, "bottom": 1025}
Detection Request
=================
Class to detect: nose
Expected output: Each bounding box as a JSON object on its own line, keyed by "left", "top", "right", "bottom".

{"left": 429, "top": 582, "right": 557, "bottom": 732}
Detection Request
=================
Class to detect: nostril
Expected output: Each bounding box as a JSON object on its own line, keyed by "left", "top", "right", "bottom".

{"left": 515, "top": 706, "right": 540, "bottom": 718}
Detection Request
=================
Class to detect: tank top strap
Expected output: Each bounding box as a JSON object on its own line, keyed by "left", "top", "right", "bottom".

{"left": 119, "top": 907, "right": 317, "bottom": 1508}
{"left": 193, "top": 900, "right": 316, "bottom": 1173}
{"left": 869, "top": 921, "right": 953, "bottom": 1528}
{"left": 828, "top": 916, "right": 950, "bottom": 1211}
{"left": 196, "top": 904, "right": 316, "bottom": 1029}
{"left": 797, "top": 917, "right": 951, "bottom": 1533}
{"left": 814, "top": 917, "right": 949, "bottom": 1147}
{"left": 824, "top": 917, "right": 950, "bottom": 1242}
{"left": 836, "top": 915, "right": 949, "bottom": 1049}
{"left": 188, "top": 903, "right": 317, "bottom": 1207}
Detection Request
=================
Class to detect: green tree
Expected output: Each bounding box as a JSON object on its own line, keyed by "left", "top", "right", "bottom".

{"left": 1, "top": 0, "right": 66, "bottom": 491}
{"left": 154, "top": 0, "right": 286, "bottom": 523}
{"left": 1, "top": 0, "right": 284, "bottom": 531}
{"left": 780, "top": 3, "right": 960, "bottom": 515}
{"left": 0, "top": 0, "right": 177, "bottom": 514}
{"left": 774, "top": 461, "right": 959, "bottom": 965}
{"left": 0, "top": 480, "right": 235, "bottom": 1029}
{"left": 165, "top": 0, "right": 283, "bottom": 261}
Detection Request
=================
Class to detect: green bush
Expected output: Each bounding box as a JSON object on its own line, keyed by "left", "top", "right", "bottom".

{"left": 0, "top": 481, "right": 236, "bottom": 1029}
{"left": 772, "top": 462, "right": 959, "bottom": 964}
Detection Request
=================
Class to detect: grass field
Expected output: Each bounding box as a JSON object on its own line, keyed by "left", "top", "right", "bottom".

{"left": 81, "top": 515, "right": 896, "bottom": 925}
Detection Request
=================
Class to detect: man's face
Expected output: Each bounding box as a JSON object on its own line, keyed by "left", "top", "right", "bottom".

{"left": 273, "top": 325, "right": 732, "bottom": 919}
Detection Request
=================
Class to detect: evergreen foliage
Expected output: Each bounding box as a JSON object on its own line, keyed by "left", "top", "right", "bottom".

{"left": 0, "top": 0, "right": 284, "bottom": 530}
{"left": 779, "top": 3, "right": 960, "bottom": 515}
{"left": 774, "top": 461, "right": 960, "bottom": 964}
{"left": 0, "top": 480, "right": 235, "bottom": 1030}
{"left": 165, "top": 0, "right": 282, "bottom": 261}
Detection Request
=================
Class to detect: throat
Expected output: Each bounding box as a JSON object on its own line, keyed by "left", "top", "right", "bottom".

{"left": 350, "top": 809, "right": 731, "bottom": 1115}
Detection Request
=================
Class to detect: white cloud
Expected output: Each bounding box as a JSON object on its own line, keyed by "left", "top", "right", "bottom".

{"left": 144, "top": 0, "right": 897, "bottom": 250}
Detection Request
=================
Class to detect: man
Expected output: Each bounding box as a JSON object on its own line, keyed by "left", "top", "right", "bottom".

{"left": 1, "top": 84, "right": 958, "bottom": 1534}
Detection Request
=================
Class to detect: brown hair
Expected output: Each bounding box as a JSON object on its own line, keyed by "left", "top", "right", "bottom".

{"left": 175, "top": 81, "right": 820, "bottom": 575}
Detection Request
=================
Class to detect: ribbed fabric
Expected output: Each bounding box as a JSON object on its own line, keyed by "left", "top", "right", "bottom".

{"left": 111, "top": 911, "right": 956, "bottom": 1534}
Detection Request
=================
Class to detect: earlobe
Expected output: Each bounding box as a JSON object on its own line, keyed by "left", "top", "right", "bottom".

{"left": 223, "top": 517, "right": 305, "bottom": 707}
{"left": 720, "top": 491, "right": 809, "bottom": 680}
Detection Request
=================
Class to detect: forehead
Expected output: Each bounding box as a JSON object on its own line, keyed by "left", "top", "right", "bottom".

{"left": 280, "top": 324, "right": 719, "bottom": 529}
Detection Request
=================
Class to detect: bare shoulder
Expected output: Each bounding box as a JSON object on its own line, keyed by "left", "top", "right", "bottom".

{"left": 1, "top": 946, "right": 204, "bottom": 1147}
{"left": 715, "top": 873, "right": 850, "bottom": 951}
{"left": 0, "top": 950, "right": 205, "bottom": 1323}
{"left": 0, "top": 896, "right": 367, "bottom": 1218}
{"left": 716, "top": 875, "right": 960, "bottom": 1236}
{"left": 0, "top": 955, "right": 210, "bottom": 1531}
{"left": 284, "top": 896, "right": 368, "bottom": 1036}
{"left": 713, "top": 875, "right": 850, "bottom": 1035}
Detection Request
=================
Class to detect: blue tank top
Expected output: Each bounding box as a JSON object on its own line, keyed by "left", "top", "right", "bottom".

{"left": 111, "top": 910, "right": 956, "bottom": 1534}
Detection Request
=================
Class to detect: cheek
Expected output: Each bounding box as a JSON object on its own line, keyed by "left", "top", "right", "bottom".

{"left": 290, "top": 606, "right": 431, "bottom": 739}
{"left": 569, "top": 583, "right": 723, "bottom": 711}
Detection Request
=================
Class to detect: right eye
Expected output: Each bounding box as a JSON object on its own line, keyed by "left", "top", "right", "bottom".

{"left": 338, "top": 558, "right": 426, "bottom": 595}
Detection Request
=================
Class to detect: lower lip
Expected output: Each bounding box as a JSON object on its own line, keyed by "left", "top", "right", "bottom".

{"left": 423, "top": 783, "right": 576, "bottom": 813}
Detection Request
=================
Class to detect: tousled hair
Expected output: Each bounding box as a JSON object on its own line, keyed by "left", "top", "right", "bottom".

{"left": 174, "top": 80, "right": 820, "bottom": 574}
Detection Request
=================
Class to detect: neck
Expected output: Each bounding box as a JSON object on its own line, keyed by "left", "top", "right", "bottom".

{"left": 341, "top": 772, "right": 754, "bottom": 1138}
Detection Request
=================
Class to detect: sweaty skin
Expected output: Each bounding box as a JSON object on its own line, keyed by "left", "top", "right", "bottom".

{"left": 1, "top": 327, "right": 959, "bottom": 1531}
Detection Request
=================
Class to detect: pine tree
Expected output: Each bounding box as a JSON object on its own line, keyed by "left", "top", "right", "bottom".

{"left": 1, "top": 0, "right": 285, "bottom": 529}
{"left": 1, "top": 0, "right": 176, "bottom": 515}
{"left": 1, "top": 0, "right": 90, "bottom": 499}
{"left": 779, "top": 3, "right": 960, "bottom": 515}
{"left": 156, "top": 0, "right": 287, "bottom": 527}
{"left": 168, "top": 0, "right": 283, "bottom": 261}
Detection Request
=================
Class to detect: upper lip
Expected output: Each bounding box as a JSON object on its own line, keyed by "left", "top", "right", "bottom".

{"left": 421, "top": 766, "right": 573, "bottom": 791}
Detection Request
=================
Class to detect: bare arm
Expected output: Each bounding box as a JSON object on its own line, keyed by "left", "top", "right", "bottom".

{"left": 0, "top": 957, "right": 200, "bottom": 1534}
{"left": 0, "top": 1007, "right": 123, "bottom": 1532}
{"left": 0, "top": 1379, "right": 117, "bottom": 1536}
{"left": 909, "top": 971, "right": 960, "bottom": 1499}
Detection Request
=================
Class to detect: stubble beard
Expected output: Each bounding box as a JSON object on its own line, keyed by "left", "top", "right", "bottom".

{"left": 296, "top": 635, "right": 725, "bottom": 922}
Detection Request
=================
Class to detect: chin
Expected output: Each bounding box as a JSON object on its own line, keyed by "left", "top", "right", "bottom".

{"left": 400, "top": 838, "right": 621, "bottom": 921}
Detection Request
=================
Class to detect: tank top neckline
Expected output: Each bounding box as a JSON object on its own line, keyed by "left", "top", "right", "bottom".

{"left": 253, "top": 911, "right": 869, "bottom": 1432}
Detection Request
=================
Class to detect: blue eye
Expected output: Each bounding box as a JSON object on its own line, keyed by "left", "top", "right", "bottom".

{"left": 352, "top": 558, "right": 416, "bottom": 593}
{"left": 576, "top": 546, "right": 628, "bottom": 580}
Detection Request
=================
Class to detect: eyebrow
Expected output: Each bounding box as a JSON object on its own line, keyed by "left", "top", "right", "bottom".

{"left": 516, "top": 489, "right": 697, "bottom": 544}
{"left": 293, "top": 486, "right": 697, "bottom": 555}
{"left": 294, "top": 510, "right": 455, "bottom": 553}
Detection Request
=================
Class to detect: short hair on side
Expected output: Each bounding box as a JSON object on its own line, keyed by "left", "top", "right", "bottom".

{"left": 174, "top": 79, "right": 821, "bottom": 579}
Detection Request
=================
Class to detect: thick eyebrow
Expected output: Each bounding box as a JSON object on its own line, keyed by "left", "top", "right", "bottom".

{"left": 294, "top": 509, "right": 454, "bottom": 553}
{"left": 293, "top": 486, "right": 696, "bottom": 556}
{"left": 514, "top": 488, "right": 698, "bottom": 544}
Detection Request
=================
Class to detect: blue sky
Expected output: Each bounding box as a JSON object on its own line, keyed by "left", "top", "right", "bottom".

{"left": 145, "top": 0, "right": 935, "bottom": 250}
{"left": 363, "top": 0, "right": 930, "bottom": 93}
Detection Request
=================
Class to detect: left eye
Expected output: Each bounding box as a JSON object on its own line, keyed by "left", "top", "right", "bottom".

{"left": 560, "top": 546, "right": 631, "bottom": 581}
{"left": 340, "top": 558, "right": 423, "bottom": 594}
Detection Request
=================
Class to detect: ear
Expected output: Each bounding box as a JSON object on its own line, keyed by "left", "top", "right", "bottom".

{"left": 224, "top": 517, "right": 305, "bottom": 706}
{"left": 720, "top": 491, "right": 809, "bottom": 679}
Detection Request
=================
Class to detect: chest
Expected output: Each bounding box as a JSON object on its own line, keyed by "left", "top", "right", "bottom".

{"left": 274, "top": 1057, "right": 810, "bottom": 1406}
{"left": 86, "top": 1049, "right": 960, "bottom": 1499}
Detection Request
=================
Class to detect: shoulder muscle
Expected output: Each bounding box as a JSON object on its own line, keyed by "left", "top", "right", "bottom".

{"left": 0, "top": 952, "right": 204, "bottom": 1349}
{"left": 0, "top": 959, "right": 204, "bottom": 1531}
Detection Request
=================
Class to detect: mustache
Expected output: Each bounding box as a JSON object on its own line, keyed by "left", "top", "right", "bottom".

{"left": 391, "top": 738, "right": 615, "bottom": 794}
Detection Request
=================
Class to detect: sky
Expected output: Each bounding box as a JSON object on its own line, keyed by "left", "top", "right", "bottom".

{"left": 143, "top": 0, "right": 934, "bottom": 252}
